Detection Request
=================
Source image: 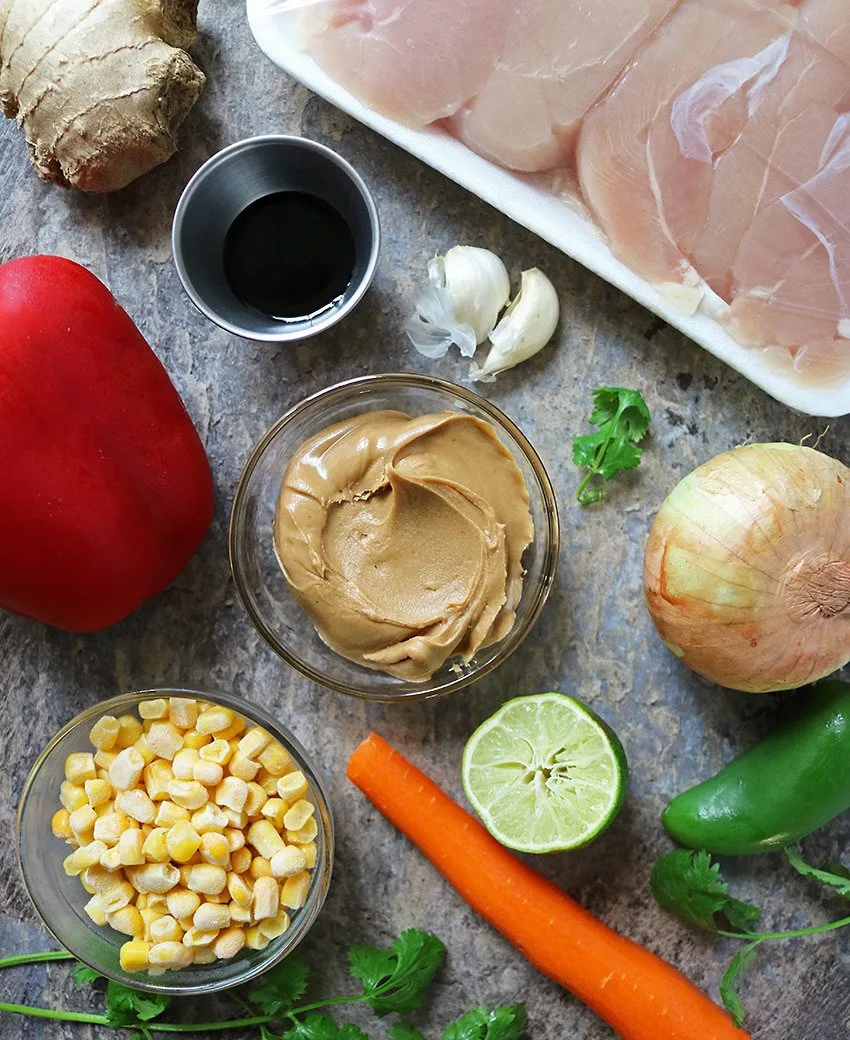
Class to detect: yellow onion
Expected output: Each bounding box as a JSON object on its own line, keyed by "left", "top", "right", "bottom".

{"left": 644, "top": 443, "right": 850, "bottom": 693}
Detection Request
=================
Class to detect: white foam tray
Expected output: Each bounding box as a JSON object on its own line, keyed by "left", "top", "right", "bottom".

{"left": 247, "top": 0, "right": 850, "bottom": 417}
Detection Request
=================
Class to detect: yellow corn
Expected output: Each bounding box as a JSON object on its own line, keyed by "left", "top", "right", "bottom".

{"left": 249, "top": 856, "right": 272, "bottom": 880}
{"left": 115, "top": 789, "right": 156, "bottom": 824}
{"left": 89, "top": 716, "right": 119, "bottom": 751}
{"left": 133, "top": 736, "right": 158, "bottom": 765}
{"left": 287, "top": 817, "right": 318, "bottom": 846}
{"left": 145, "top": 722, "right": 184, "bottom": 761}
{"left": 281, "top": 871, "right": 311, "bottom": 910}
{"left": 191, "top": 803, "right": 229, "bottom": 835}
{"left": 97, "top": 880, "right": 135, "bottom": 914}
{"left": 227, "top": 872, "right": 252, "bottom": 906}
{"left": 182, "top": 926, "right": 217, "bottom": 947}
{"left": 215, "top": 718, "right": 247, "bottom": 743}
{"left": 199, "top": 832, "right": 230, "bottom": 868}
{"left": 84, "top": 778, "right": 112, "bottom": 808}
{"left": 260, "top": 798, "right": 287, "bottom": 830}
{"left": 100, "top": 846, "right": 123, "bottom": 872}
{"left": 149, "top": 914, "right": 184, "bottom": 944}
{"left": 192, "top": 760, "right": 223, "bottom": 787}
{"left": 258, "top": 910, "right": 291, "bottom": 941}
{"left": 69, "top": 804, "right": 97, "bottom": 841}
{"left": 129, "top": 863, "right": 181, "bottom": 894}
{"left": 171, "top": 747, "right": 199, "bottom": 781}
{"left": 119, "top": 940, "right": 151, "bottom": 973}
{"left": 60, "top": 781, "right": 88, "bottom": 813}
{"left": 215, "top": 776, "right": 248, "bottom": 813}
{"left": 84, "top": 895, "right": 108, "bottom": 926}
{"left": 52, "top": 808, "right": 73, "bottom": 840}
{"left": 154, "top": 801, "right": 190, "bottom": 828}
{"left": 182, "top": 728, "right": 210, "bottom": 751}
{"left": 252, "top": 876, "right": 280, "bottom": 921}
{"left": 93, "top": 749, "right": 117, "bottom": 771}
{"left": 165, "top": 887, "right": 201, "bottom": 921}
{"left": 283, "top": 799, "right": 315, "bottom": 832}
{"left": 270, "top": 845, "right": 307, "bottom": 879}
{"left": 193, "top": 902, "right": 231, "bottom": 932}
{"left": 276, "top": 771, "right": 308, "bottom": 802}
{"left": 144, "top": 760, "right": 173, "bottom": 801}
{"left": 223, "top": 826, "right": 246, "bottom": 853}
{"left": 168, "top": 779, "right": 208, "bottom": 810}
{"left": 109, "top": 747, "right": 145, "bottom": 791}
{"left": 117, "top": 829, "right": 146, "bottom": 866}
{"left": 301, "top": 842, "right": 317, "bottom": 870}
{"left": 258, "top": 771, "right": 280, "bottom": 795}
{"left": 93, "top": 812, "right": 131, "bottom": 845}
{"left": 115, "top": 715, "right": 144, "bottom": 749}
{"left": 196, "top": 706, "right": 236, "bottom": 736}
{"left": 199, "top": 739, "right": 231, "bottom": 766}
{"left": 64, "top": 752, "right": 97, "bottom": 784}
{"left": 168, "top": 698, "right": 199, "bottom": 730}
{"left": 108, "top": 905, "right": 144, "bottom": 939}
{"left": 223, "top": 808, "right": 248, "bottom": 830}
{"left": 184, "top": 864, "right": 227, "bottom": 896}
{"left": 165, "top": 820, "right": 202, "bottom": 864}
{"left": 139, "top": 699, "right": 168, "bottom": 720}
{"left": 229, "top": 900, "right": 251, "bottom": 924}
{"left": 149, "top": 941, "right": 192, "bottom": 970}
{"left": 243, "top": 782, "right": 267, "bottom": 817}
{"left": 238, "top": 727, "right": 271, "bottom": 760}
{"left": 258, "top": 742, "right": 294, "bottom": 778}
{"left": 213, "top": 926, "right": 246, "bottom": 960}
{"left": 228, "top": 754, "right": 260, "bottom": 783}
{"left": 247, "top": 820, "right": 286, "bottom": 859}
{"left": 230, "top": 847, "right": 252, "bottom": 875}
{"left": 245, "top": 926, "right": 270, "bottom": 951}
{"left": 142, "top": 827, "right": 169, "bottom": 863}
{"left": 193, "top": 946, "right": 218, "bottom": 965}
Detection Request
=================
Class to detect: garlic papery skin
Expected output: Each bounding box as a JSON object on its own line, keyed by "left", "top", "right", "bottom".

{"left": 406, "top": 246, "right": 510, "bottom": 359}
{"left": 470, "top": 267, "right": 559, "bottom": 383}
{"left": 643, "top": 443, "right": 850, "bottom": 693}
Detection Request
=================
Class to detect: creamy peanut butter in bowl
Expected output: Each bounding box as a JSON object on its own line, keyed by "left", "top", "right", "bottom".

{"left": 230, "top": 374, "right": 559, "bottom": 700}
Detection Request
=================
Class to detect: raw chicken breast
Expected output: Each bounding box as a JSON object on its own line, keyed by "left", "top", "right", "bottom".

{"left": 576, "top": 0, "right": 799, "bottom": 287}
{"left": 444, "top": 0, "right": 678, "bottom": 173}
{"left": 306, "top": 0, "right": 515, "bottom": 126}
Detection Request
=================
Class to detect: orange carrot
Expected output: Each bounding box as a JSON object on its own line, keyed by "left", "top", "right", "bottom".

{"left": 347, "top": 732, "right": 750, "bottom": 1040}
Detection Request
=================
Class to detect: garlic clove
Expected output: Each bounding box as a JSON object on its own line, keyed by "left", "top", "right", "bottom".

{"left": 470, "top": 267, "right": 559, "bottom": 383}
{"left": 407, "top": 245, "right": 510, "bottom": 359}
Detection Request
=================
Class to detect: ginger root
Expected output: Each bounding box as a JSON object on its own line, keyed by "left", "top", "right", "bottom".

{"left": 0, "top": 0, "right": 205, "bottom": 192}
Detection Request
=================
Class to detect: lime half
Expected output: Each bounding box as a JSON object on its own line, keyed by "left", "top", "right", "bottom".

{"left": 462, "top": 692, "right": 628, "bottom": 853}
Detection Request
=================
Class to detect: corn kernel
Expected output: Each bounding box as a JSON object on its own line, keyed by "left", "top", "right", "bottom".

{"left": 141, "top": 827, "right": 169, "bottom": 863}
{"left": 283, "top": 799, "right": 315, "bottom": 832}
{"left": 215, "top": 776, "right": 248, "bottom": 813}
{"left": 89, "top": 716, "right": 120, "bottom": 751}
{"left": 149, "top": 942, "right": 192, "bottom": 970}
{"left": 184, "top": 864, "right": 227, "bottom": 895}
{"left": 301, "top": 842, "right": 317, "bottom": 869}
{"left": 109, "top": 747, "right": 145, "bottom": 791}
{"left": 155, "top": 800, "right": 190, "bottom": 828}
{"left": 258, "top": 910, "right": 291, "bottom": 941}
{"left": 97, "top": 880, "right": 135, "bottom": 913}
{"left": 258, "top": 742, "right": 294, "bottom": 778}
{"left": 191, "top": 803, "right": 229, "bottom": 834}
{"left": 148, "top": 893, "right": 169, "bottom": 909}
{"left": 93, "top": 812, "right": 131, "bottom": 845}
{"left": 192, "top": 760, "right": 223, "bottom": 787}
{"left": 52, "top": 808, "right": 73, "bottom": 840}
{"left": 96, "top": 768, "right": 111, "bottom": 783}
{"left": 287, "top": 817, "right": 318, "bottom": 846}
{"left": 182, "top": 729, "right": 210, "bottom": 751}
{"left": 229, "top": 754, "right": 260, "bottom": 783}
{"left": 229, "top": 900, "right": 251, "bottom": 924}
{"left": 93, "top": 749, "right": 118, "bottom": 771}
{"left": 238, "top": 727, "right": 271, "bottom": 760}
{"left": 171, "top": 747, "right": 199, "bottom": 781}
{"left": 243, "top": 782, "right": 267, "bottom": 817}
{"left": 64, "top": 752, "right": 97, "bottom": 784}
{"left": 204, "top": 891, "right": 228, "bottom": 904}
{"left": 140, "top": 906, "right": 165, "bottom": 936}
{"left": 276, "top": 771, "right": 308, "bottom": 802}
{"left": 84, "top": 895, "right": 108, "bottom": 926}
{"left": 149, "top": 914, "right": 184, "bottom": 944}
{"left": 249, "top": 856, "right": 272, "bottom": 880}
{"left": 245, "top": 926, "right": 270, "bottom": 951}
{"left": 196, "top": 706, "right": 236, "bottom": 736}
{"left": 60, "top": 781, "right": 88, "bottom": 813}
{"left": 108, "top": 905, "right": 144, "bottom": 939}
{"left": 224, "top": 827, "right": 246, "bottom": 853}
{"left": 199, "top": 832, "right": 230, "bottom": 868}
{"left": 168, "top": 779, "right": 208, "bottom": 811}
{"left": 169, "top": 698, "right": 199, "bottom": 730}
{"left": 120, "top": 940, "right": 151, "bottom": 973}
{"left": 115, "top": 789, "right": 156, "bottom": 825}
{"left": 166, "top": 820, "right": 202, "bottom": 863}
{"left": 69, "top": 804, "right": 97, "bottom": 840}
{"left": 215, "top": 719, "right": 246, "bottom": 743}
{"left": 281, "top": 871, "right": 311, "bottom": 910}
{"left": 166, "top": 887, "right": 202, "bottom": 921}
{"left": 63, "top": 851, "right": 83, "bottom": 876}
{"left": 71, "top": 841, "right": 109, "bottom": 874}
{"left": 261, "top": 798, "right": 287, "bottom": 829}
{"left": 194, "top": 902, "right": 231, "bottom": 932}
{"left": 223, "top": 808, "right": 248, "bottom": 830}
{"left": 213, "top": 926, "right": 246, "bottom": 960}
{"left": 199, "top": 739, "right": 231, "bottom": 766}
{"left": 183, "top": 926, "right": 218, "bottom": 947}
{"left": 247, "top": 820, "right": 286, "bottom": 859}
{"left": 258, "top": 771, "right": 280, "bottom": 795}
{"left": 270, "top": 845, "right": 307, "bottom": 879}
{"left": 139, "top": 699, "right": 168, "bottom": 720}
{"left": 193, "top": 946, "right": 218, "bottom": 965}
{"left": 118, "top": 829, "right": 146, "bottom": 866}
{"left": 100, "top": 846, "right": 124, "bottom": 872}
{"left": 227, "top": 871, "right": 252, "bottom": 906}
{"left": 129, "top": 863, "right": 181, "bottom": 894}
{"left": 252, "top": 876, "right": 279, "bottom": 921}
{"left": 231, "top": 847, "right": 252, "bottom": 875}
{"left": 142, "top": 761, "right": 173, "bottom": 802}
{"left": 84, "top": 778, "right": 112, "bottom": 808}
{"left": 83, "top": 863, "right": 123, "bottom": 893}
{"left": 133, "top": 736, "right": 158, "bottom": 766}
{"left": 146, "top": 722, "right": 184, "bottom": 761}
{"left": 137, "top": 892, "right": 150, "bottom": 910}
{"left": 115, "top": 715, "right": 144, "bottom": 749}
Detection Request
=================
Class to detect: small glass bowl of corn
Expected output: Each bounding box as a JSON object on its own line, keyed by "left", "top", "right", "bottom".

{"left": 17, "top": 689, "right": 333, "bottom": 995}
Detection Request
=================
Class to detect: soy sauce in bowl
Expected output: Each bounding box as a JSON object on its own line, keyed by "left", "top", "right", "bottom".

{"left": 223, "top": 191, "right": 356, "bottom": 323}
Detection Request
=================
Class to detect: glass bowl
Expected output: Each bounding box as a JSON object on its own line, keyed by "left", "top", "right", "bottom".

{"left": 230, "top": 373, "right": 560, "bottom": 700}
{"left": 17, "top": 689, "right": 333, "bottom": 995}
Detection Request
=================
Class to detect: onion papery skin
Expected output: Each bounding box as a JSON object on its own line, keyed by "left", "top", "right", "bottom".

{"left": 643, "top": 443, "right": 850, "bottom": 693}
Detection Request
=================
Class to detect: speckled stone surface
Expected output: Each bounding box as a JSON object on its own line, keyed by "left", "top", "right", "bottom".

{"left": 1, "top": 4, "right": 849, "bottom": 1039}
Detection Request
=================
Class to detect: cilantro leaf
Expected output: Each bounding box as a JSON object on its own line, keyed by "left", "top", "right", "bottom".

{"left": 249, "top": 954, "right": 311, "bottom": 1015}
{"left": 349, "top": 929, "right": 445, "bottom": 1017}
{"left": 279, "top": 1014, "right": 370, "bottom": 1040}
{"left": 719, "top": 940, "right": 762, "bottom": 1027}
{"left": 104, "top": 981, "right": 171, "bottom": 1026}
{"left": 443, "top": 1004, "right": 528, "bottom": 1040}
{"left": 572, "top": 387, "right": 651, "bottom": 504}
{"left": 389, "top": 1024, "right": 427, "bottom": 1040}
{"left": 650, "top": 850, "right": 760, "bottom": 934}
{"left": 71, "top": 963, "right": 103, "bottom": 985}
{"left": 785, "top": 848, "right": 850, "bottom": 900}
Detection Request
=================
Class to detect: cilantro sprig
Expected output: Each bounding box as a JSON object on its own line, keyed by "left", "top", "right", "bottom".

{"left": 651, "top": 848, "right": 850, "bottom": 1026}
{"left": 0, "top": 929, "right": 527, "bottom": 1040}
{"left": 572, "top": 387, "right": 651, "bottom": 504}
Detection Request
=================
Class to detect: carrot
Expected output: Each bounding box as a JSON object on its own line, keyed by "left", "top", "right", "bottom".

{"left": 347, "top": 732, "right": 750, "bottom": 1040}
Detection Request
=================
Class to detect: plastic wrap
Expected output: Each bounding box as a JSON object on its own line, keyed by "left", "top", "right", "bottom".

{"left": 247, "top": 0, "right": 850, "bottom": 416}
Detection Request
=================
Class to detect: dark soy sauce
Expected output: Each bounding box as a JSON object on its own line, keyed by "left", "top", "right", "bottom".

{"left": 223, "top": 191, "right": 356, "bottom": 321}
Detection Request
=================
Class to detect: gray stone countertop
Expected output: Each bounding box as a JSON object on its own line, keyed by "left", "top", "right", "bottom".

{"left": 1, "top": 4, "right": 849, "bottom": 1039}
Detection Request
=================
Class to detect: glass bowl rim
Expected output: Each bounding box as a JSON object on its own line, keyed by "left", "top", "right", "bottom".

{"left": 229, "top": 371, "right": 561, "bottom": 701}
{"left": 16, "top": 687, "right": 334, "bottom": 995}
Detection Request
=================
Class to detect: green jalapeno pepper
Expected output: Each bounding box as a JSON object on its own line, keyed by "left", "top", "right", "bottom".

{"left": 662, "top": 680, "right": 850, "bottom": 856}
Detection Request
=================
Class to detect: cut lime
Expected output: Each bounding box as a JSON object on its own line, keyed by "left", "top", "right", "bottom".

{"left": 462, "top": 692, "right": 628, "bottom": 853}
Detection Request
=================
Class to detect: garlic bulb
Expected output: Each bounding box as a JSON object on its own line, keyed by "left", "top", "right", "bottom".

{"left": 644, "top": 443, "right": 850, "bottom": 693}
{"left": 470, "top": 268, "right": 559, "bottom": 383}
{"left": 406, "top": 246, "right": 510, "bottom": 359}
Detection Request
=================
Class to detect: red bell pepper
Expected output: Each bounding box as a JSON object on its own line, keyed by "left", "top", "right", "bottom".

{"left": 0, "top": 255, "right": 214, "bottom": 631}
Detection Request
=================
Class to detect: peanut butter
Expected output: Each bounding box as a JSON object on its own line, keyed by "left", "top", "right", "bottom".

{"left": 273, "top": 409, "right": 534, "bottom": 681}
